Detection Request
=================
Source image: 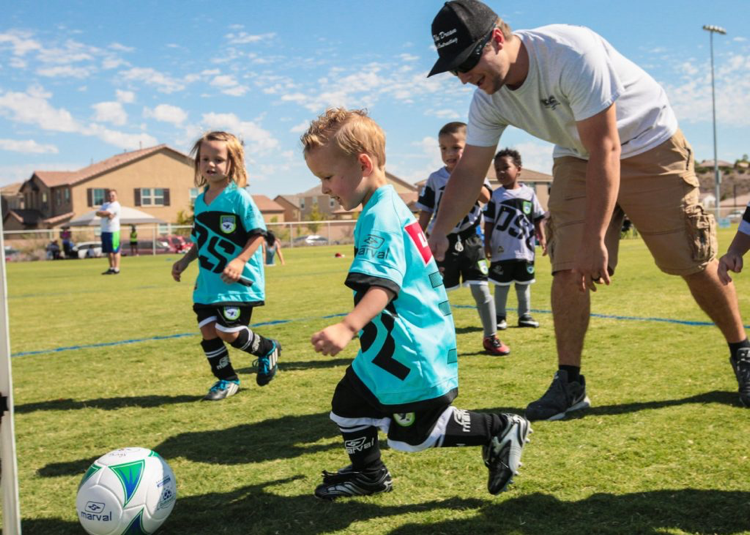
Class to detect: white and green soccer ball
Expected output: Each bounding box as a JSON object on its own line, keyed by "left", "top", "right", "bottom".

{"left": 76, "top": 447, "right": 177, "bottom": 535}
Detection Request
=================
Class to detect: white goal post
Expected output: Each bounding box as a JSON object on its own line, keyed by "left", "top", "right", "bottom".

{"left": 0, "top": 214, "right": 22, "bottom": 534}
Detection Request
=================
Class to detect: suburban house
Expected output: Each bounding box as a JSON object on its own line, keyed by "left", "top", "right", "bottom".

{"left": 252, "top": 195, "right": 286, "bottom": 223}
{"left": 3, "top": 144, "right": 196, "bottom": 232}
{"left": 276, "top": 171, "right": 419, "bottom": 221}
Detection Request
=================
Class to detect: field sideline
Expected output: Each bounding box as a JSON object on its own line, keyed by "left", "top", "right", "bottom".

{"left": 3, "top": 227, "right": 750, "bottom": 534}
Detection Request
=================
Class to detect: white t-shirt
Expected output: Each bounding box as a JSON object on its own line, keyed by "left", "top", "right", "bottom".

{"left": 466, "top": 25, "right": 678, "bottom": 160}
{"left": 739, "top": 202, "right": 750, "bottom": 236}
{"left": 484, "top": 185, "right": 545, "bottom": 262}
{"left": 99, "top": 201, "right": 121, "bottom": 232}
{"left": 415, "top": 166, "right": 492, "bottom": 235}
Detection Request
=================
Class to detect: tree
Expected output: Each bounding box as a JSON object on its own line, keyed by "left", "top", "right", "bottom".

{"left": 307, "top": 204, "right": 325, "bottom": 234}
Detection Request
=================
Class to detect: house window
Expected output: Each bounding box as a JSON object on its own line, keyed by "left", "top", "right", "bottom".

{"left": 92, "top": 188, "right": 106, "bottom": 206}
{"left": 65, "top": 188, "right": 70, "bottom": 202}
{"left": 190, "top": 188, "right": 200, "bottom": 206}
{"left": 56, "top": 190, "right": 62, "bottom": 206}
{"left": 329, "top": 198, "right": 336, "bottom": 209}
{"left": 140, "top": 188, "right": 165, "bottom": 206}
{"left": 300, "top": 198, "right": 306, "bottom": 209}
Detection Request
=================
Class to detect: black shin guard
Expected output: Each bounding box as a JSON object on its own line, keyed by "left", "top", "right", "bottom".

{"left": 200, "top": 338, "right": 237, "bottom": 381}
{"left": 230, "top": 326, "right": 273, "bottom": 357}
{"left": 439, "top": 409, "right": 507, "bottom": 448}
{"left": 341, "top": 426, "right": 383, "bottom": 472}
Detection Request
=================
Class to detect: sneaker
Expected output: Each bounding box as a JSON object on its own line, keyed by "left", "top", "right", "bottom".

{"left": 203, "top": 379, "right": 240, "bottom": 401}
{"left": 314, "top": 465, "right": 393, "bottom": 501}
{"left": 483, "top": 335, "right": 510, "bottom": 356}
{"left": 518, "top": 315, "right": 539, "bottom": 328}
{"left": 525, "top": 370, "right": 590, "bottom": 421}
{"left": 101, "top": 268, "right": 114, "bottom": 275}
{"left": 730, "top": 348, "right": 750, "bottom": 408}
{"left": 483, "top": 414, "right": 531, "bottom": 495}
{"left": 496, "top": 316, "right": 507, "bottom": 331}
{"left": 254, "top": 340, "right": 280, "bottom": 386}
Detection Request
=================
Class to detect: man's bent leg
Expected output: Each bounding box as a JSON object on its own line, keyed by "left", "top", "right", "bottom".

{"left": 683, "top": 260, "right": 745, "bottom": 344}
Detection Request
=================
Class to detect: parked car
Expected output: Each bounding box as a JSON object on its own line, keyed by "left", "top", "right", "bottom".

{"left": 728, "top": 210, "right": 745, "bottom": 221}
{"left": 294, "top": 235, "right": 329, "bottom": 246}
{"left": 134, "top": 240, "right": 172, "bottom": 255}
{"left": 158, "top": 234, "right": 193, "bottom": 253}
{"left": 3, "top": 245, "right": 20, "bottom": 262}
{"left": 75, "top": 241, "right": 103, "bottom": 259}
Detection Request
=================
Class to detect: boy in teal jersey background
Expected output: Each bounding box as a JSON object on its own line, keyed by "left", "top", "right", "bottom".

{"left": 302, "top": 108, "right": 531, "bottom": 501}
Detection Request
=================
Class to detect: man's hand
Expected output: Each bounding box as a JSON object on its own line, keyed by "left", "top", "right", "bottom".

{"left": 221, "top": 257, "right": 245, "bottom": 284}
{"left": 311, "top": 322, "right": 357, "bottom": 356}
{"left": 718, "top": 252, "right": 743, "bottom": 285}
{"left": 574, "top": 239, "right": 610, "bottom": 292}
{"left": 428, "top": 231, "right": 450, "bottom": 262}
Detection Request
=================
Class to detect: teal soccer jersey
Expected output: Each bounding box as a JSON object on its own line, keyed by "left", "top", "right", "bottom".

{"left": 345, "top": 185, "right": 458, "bottom": 410}
{"left": 190, "top": 183, "right": 266, "bottom": 305}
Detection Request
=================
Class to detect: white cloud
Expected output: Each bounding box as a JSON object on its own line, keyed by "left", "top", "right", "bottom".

{"left": 201, "top": 112, "right": 279, "bottom": 154}
{"left": 37, "top": 65, "right": 91, "bottom": 78}
{"left": 36, "top": 40, "right": 96, "bottom": 64}
{"left": 222, "top": 85, "right": 249, "bottom": 97}
{"left": 225, "top": 32, "right": 275, "bottom": 45}
{"left": 116, "top": 90, "right": 135, "bottom": 103}
{"left": 0, "top": 86, "right": 80, "bottom": 132}
{"left": 92, "top": 101, "right": 127, "bottom": 126}
{"left": 734, "top": 37, "right": 747, "bottom": 43}
{"left": 665, "top": 53, "right": 750, "bottom": 127}
{"left": 399, "top": 53, "right": 419, "bottom": 62}
{"left": 510, "top": 141, "right": 554, "bottom": 175}
{"left": 109, "top": 42, "right": 134, "bottom": 52}
{"left": 143, "top": 104, "right": 188, "bottom": 125}
{"left": 289, "top": 121, "right": 309, "bottom": 134}
{"left": 87, "top": 123, "right": 158, "bottom": 150}
{"left": 0, "top": 31, "right": 42, "bottom": 56}
{"left": 119, "top": 67, "right": 187, "bottom": 93}
{"left": 0, "top": 138, "right": 58, "bottom": 154}
{"left": 209, "top": 74, "right": 249, "bottom": 96}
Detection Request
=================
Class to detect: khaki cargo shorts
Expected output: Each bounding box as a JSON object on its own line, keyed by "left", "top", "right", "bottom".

{"left": 547, "top": 130, "right": 716, "bottom": 276}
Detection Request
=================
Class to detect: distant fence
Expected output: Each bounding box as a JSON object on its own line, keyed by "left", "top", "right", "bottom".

{"left": 2, "top": 220, "right": 358, "bottom": 262}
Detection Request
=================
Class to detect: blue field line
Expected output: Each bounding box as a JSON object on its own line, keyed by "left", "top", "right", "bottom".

{"left": 12, "top": 308, "right": 724, "bottom": 359}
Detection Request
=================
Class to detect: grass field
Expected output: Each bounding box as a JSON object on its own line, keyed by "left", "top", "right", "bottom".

{"left": 3, "top": 227, "right": 750, "bottom": 534}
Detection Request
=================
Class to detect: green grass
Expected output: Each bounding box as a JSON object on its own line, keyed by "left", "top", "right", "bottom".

{"left": 3, "top": 228, "right": 750, "bottom": 534}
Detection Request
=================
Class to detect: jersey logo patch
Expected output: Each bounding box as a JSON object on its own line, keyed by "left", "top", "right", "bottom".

{"left": 363, "top": 235, "right": 385, "bottom": 248}
{"left": 523, "top": 201, "right": 532, "bottom": 215}
{"left": 223, "top": 307, "right": 240, "bottom": 321}
{"left": 541, "top": 95, "right": 560, "bottom": 110}
{"left": 220, "top": 215, "right": 237, "bottom": 234}
{"left": 393, "top": 412, "right": 416, "bottom": 427}
{"left": 405, "top": 221, "right": 432, "bottom": 265}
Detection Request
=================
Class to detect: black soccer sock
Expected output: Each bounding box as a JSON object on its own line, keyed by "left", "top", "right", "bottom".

{"left": 729, "top": 339, "right": 750, "bottom": 360}
{"left": 559, "top": 365, "right": 581, "bottom": 383}
{"left": 439, "top": 409, "right": 507, "bottom": 448}
{"left": 229, "top": 326, "right": 274, "bottom": 357}
{"left": 340, "top": 425, "right": 384, "bottom": 472}
{"left": 201, "top": 338, "right": 237, "bottom": 381}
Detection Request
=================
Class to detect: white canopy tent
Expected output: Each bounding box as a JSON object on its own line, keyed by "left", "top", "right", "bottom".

{"left": 67, "top": 206, "right": 166, "bottom": 227}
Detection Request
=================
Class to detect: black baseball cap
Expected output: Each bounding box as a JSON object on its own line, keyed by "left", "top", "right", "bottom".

{"left": 428, "top": 0, "right": 498, "bottom": 77}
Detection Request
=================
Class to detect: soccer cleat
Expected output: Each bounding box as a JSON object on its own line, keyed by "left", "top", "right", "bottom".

{"left": 483, "top": 335, "right": 510, "bottom": 356}
{"left": 314, "top": 465, "right": 393, "bottom": 501}
{"left": 254, "top": 339, "right": 280, "bottom": 386}
{"left": 483, "top": 414, "right": 531, "bottom": 495}
{"left": 203, "top": 379, "right": 240, "bottom": 401}
{"left": 730, "top": 348, "right": 750, "bottom": 408}
{"left": 518, "top": 315, "right": 539, "bottom": 328}
{"left": 101, "top": 268, "right": 114, "bottom": 275}
{"left": 525, "top": 370, "right": 590, "bottom": 421}
{"left": 496, "top": 316, "right": 508, "bottom": 331}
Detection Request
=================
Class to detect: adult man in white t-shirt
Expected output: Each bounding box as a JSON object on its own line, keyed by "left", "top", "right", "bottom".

{"left": 426, "top": 0, "right": 750, "bottom": 416}
{"left": 96, "top": 189, "right": 122, "bottom": 275}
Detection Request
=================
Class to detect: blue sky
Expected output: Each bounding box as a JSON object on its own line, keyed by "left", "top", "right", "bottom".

{"left": 1, "top": 1, "right": 749, "bottom": 197}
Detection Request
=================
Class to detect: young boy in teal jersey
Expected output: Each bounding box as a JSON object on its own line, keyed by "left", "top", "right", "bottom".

{"left": 172, "top": 131, "right": 281, "bottom": 401}
{"left": 302, "top": 108, "right": 531, "bottom": 500}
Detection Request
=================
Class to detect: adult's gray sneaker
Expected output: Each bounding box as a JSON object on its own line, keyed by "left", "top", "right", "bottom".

{"left": 525, "top": 371, "right": 590, "bottom": 421}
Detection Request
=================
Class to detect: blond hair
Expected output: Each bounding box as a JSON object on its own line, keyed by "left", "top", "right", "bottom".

{"left": 190, "top": 131, "right": 248, "bottom": 188}
{"left": 301, "top": 108, "right": 386, "bottom": 167}
{"left": 496, "top": 17, "right": 513, "bottom": 40}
